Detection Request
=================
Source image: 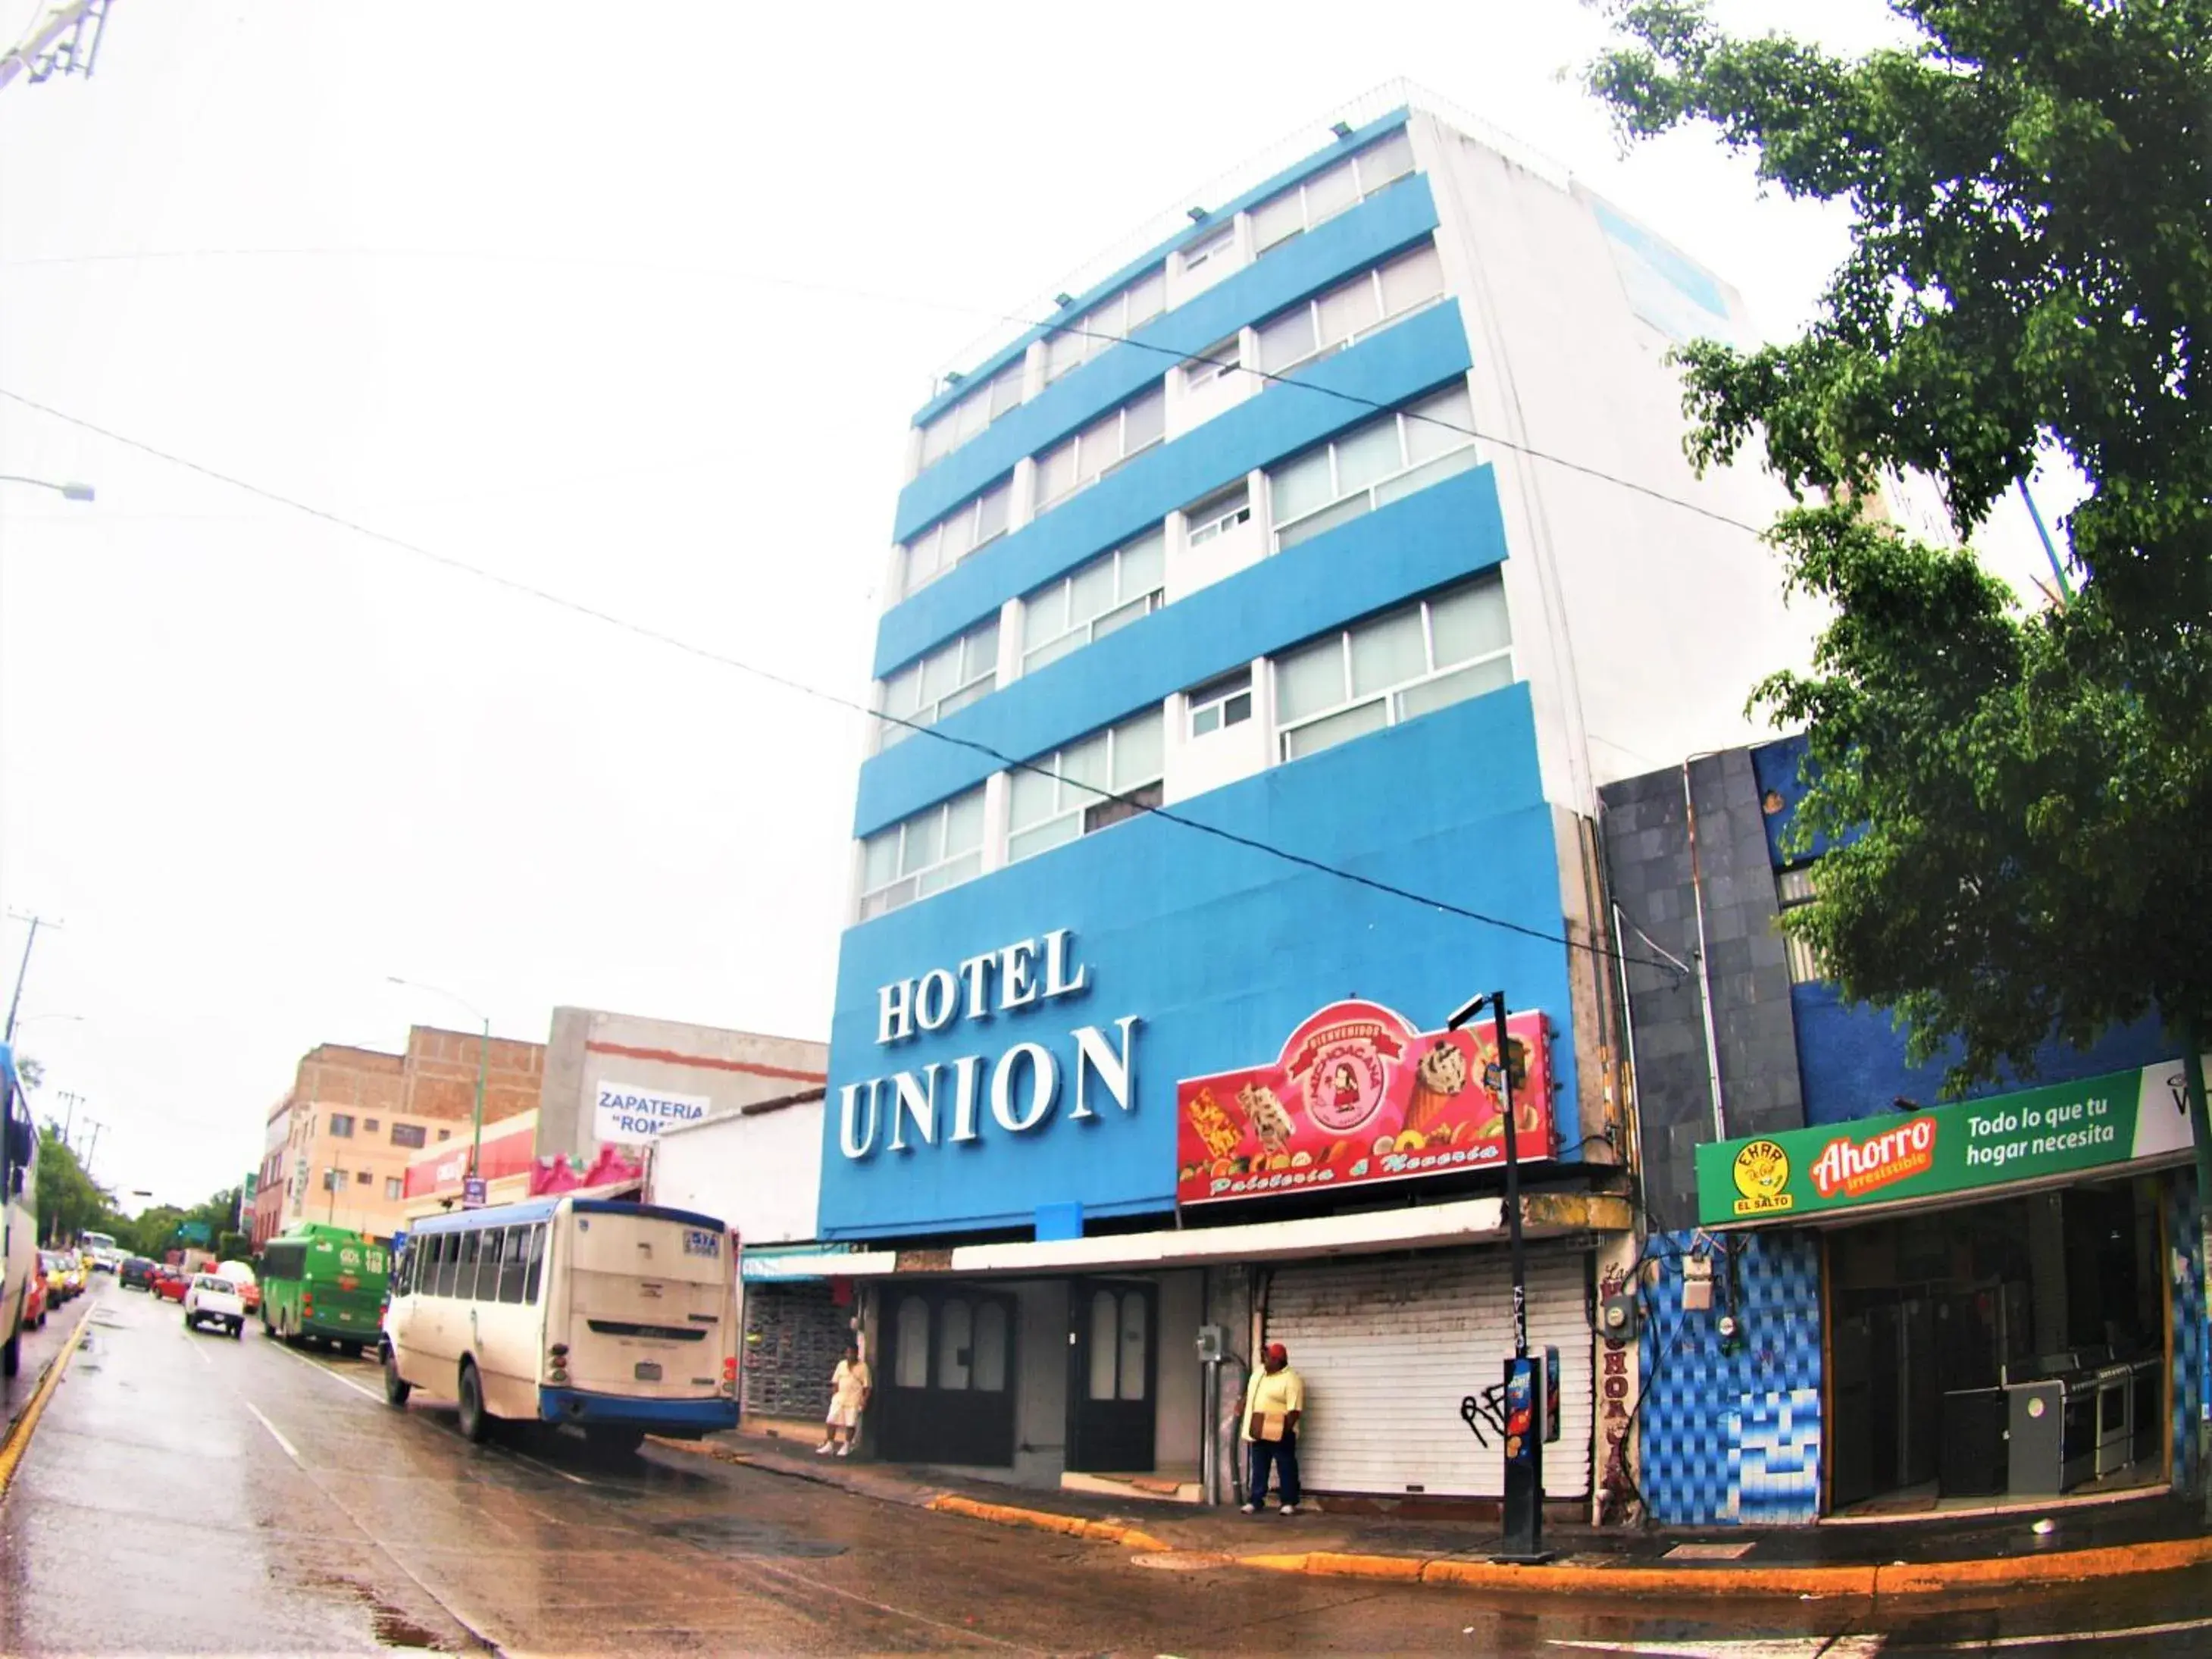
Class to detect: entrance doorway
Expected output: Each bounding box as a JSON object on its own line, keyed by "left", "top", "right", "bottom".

{"left": 878, "top": 1285, "right": 1017, "bottom": 1466}
{"left": 1826, "top": 1176, "right": 2167, "bottom": 1516}
{"left": 1067, "top": 1279, "right": 1156, "bottom": 1473}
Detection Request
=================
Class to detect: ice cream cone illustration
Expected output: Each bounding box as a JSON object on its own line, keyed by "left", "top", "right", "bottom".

{"left": 1406, "top": 1039, "right": 1468, "bottom": 1139}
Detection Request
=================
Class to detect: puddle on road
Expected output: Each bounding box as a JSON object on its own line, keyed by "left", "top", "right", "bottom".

{"left": 645, "top": 1513, "right": 848, "bottom": 1558}
{"left": 301, "top": 1573, "right": 461, "bottom": 1652}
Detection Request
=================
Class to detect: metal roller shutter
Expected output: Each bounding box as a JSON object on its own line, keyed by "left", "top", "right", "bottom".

{"left": 1262, "top": 1250, "right": 1591, "bottom": 1498}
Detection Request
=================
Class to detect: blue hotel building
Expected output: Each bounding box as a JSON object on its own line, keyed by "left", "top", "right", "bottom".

{"left": 809, "top": 99, "right": 1816, "bottom": 1508}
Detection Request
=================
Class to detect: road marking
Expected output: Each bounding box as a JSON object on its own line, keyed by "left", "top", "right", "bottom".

{"left": 1550, "top": 1641, "right": 1884, "bottom": 1657}
{"left": 0, "top": 1307, "right": 94, "bottom": 1498}
{"left": 243, "top": 1399, "right": 302, "bottom": 1463}
{"left": 268, "top": 1337, "right": 592, "bottom": 1485}
{"left": 269, "top": 1339, "right": 383, "bottom": 1402}
{"left": 1908, "top": 1617, "right": 2212, "bottom": 1650}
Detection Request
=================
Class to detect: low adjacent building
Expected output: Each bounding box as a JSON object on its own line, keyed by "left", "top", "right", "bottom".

{"left": 1600, "top": 734, "right": 2207, "bottom": 1525}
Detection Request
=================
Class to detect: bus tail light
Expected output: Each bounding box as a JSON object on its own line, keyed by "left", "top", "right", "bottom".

{"left": 301, "top": 1291, "right": 314, "bottom": 1319}
{"left": 548, "top": 1343, "right": 569, "bottom": 1385}
{"left": 721, "top": 1356, "right": 738, "bottom": 1396}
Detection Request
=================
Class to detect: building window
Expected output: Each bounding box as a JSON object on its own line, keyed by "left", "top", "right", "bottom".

{"left": 918, "top": 360, "right": 1027, "bottom": 470}
{"left": 1273, "top": 578, "right": 1513, "bottom": 761}
{"left": 880, "top": 617, "right": 1001, "bottom": 748}
{"left": 1267, "top": 382, "right": 1480, "bottom": 551}
{"left": 1776, "top": 865, "right": 1825, "bottom": 984}
{"left": 1181, "top": 225, "right": 1236, "bottom": 277}
{"left": 362, "top": 1119, "right": 379, "bottom": 1134}
{"left": 355, "top": 1169, "right": 372, "bottom": 1185}
{"left": 1043, "top": 268, "right": 1167, "bottom": 383}
{"left": 1008, "top": 708, "right": 1165, "bottom": 862}
{"left": 327, "top": 1114, "right": 355, "bottom": 1139}
{"left": 1034, "top": 384, "right": 1166, "bottom": 509}
{"left": 437, "top": 1128, "right": 452, "bottom": 1141}
{"left": 1184, "top": 481, "right": 1251, "bottom": 547}
{"left": 1183, "top": 335, "right": 1242, "bottom": 392}
{"left": 1188, "top": 666, "right": 1253, "bottom": 737}
{"left": 384, "top": 1176, "right": 403, "bottom": 1200}
{"left": 1021, "top": 531, "right": 1165, "bottom": 673}
{"left": 859, "top": 787, "right": 987, "bottom": 919}
{"left": 1248, "top": 130, "right": 1416, "bottom": 257}
{"left": 390, "top": 1122, "right": 427, "bottom": 1149}
{"left": 1254, "top": 243, "right": 1446, "bottom": 377}
{"left": 903, "top": 476, "right": 1013, "bottom": 596}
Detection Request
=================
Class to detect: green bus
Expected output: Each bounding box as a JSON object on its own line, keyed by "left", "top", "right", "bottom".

{"left": 260, "top": 1224, "right": 389, "bottom": 1355}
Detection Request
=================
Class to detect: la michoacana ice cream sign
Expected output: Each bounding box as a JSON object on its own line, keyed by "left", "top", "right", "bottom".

{"left": 1694, "top": 1052, "right": 2204, "bottom": 1226}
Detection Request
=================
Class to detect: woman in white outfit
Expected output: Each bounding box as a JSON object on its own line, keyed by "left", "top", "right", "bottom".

{"left": 818, "top": 1341, "right": 871, "bottom": 1456}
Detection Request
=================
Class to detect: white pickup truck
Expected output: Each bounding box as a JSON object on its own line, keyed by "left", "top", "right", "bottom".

{"left": 182, "top": 1272, "right": 246, "bottom": 1338}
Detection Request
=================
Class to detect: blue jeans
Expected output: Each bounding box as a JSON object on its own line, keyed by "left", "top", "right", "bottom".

{"left": 1248, "top": 1432, "right": 1300, "bottom": 1507}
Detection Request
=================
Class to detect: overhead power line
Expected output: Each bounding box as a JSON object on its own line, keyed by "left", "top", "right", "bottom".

{"left": 0, "top": 387, "right": 1682, "bottom": 981}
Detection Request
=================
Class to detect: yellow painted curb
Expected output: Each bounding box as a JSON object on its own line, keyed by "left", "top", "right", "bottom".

{"left": 925, "top": 1492, "right": 1169, "bottom": 1550}
{"left": 1304, "top": 1550, "right": 1427, "bottom": 1581}
{"left": 1871, "top": 1531, "right": 2212, "bottom": 1595}
{"left": 1236, "top": 1552, "right": 1312, "bottom": 1572}
{"left": 1419, "top": 1557, "right": 1876, "bottom": 1598}
{"left": 0, "top": 1311, "right": 92, "bottom": 1499}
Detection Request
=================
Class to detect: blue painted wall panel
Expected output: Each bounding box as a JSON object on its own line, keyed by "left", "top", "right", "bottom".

{"left": 818, "top": 681, "right": 1580, "bottom": 1240}
{"left": 897, "top": 174, "right": 1439, "bottom": 540}
{"left": 1791, "top": 984, "right": 2171, "bottom": 1125}
{"left": 876, "top": 300, "right": 1475, "bottom": 678}
{"left": 856, "top": 464, "right": 1508, "bottom": 837}
{"left": 907, "top": 110, "right": 1415, "bottom": 434}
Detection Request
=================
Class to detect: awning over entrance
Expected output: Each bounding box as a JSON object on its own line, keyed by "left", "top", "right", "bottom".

{"left": 741, "top": 1191, "right": 1631, "bottom": 1282}
{"left": 1694, "top": 1053, "right": 2201, "bottom": 1229}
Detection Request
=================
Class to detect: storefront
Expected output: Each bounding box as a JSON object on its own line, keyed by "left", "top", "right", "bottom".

{"left": 1695, "top": 1053, "right": 2204, "bottom": 1518}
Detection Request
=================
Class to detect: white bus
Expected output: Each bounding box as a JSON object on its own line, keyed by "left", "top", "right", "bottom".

{"left": 79, "top": 1230, "right": 120, "bottom": 1272}
{"left": 380, "top": 1194, "right": 740, "bottom": 1454}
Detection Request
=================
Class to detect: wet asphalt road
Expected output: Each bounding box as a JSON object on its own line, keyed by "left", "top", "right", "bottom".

{"left": 6, "top": 1281, "right": 2212, "bottom": 1655}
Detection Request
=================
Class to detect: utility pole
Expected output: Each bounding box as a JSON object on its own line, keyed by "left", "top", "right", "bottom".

{"left": 4, "top": 912, "right": 62, "bottom": 1044}
{"left": 0, "top": 1, "right": 114, "bottom": 95}
{"left": 81, "top": 1116, "right": 104, "bottom": 1177}
{"left": 56, "top": 1088, "right": 83, "bottom": 1146}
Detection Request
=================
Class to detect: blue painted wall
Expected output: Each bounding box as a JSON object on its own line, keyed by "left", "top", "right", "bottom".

{"left": 818, "top": 681, "right": 1580, "bottom": 1241}
{"left": 905, "top": 109, "right": 1415, "bottom": 440}
{"left": 859, "top": 462, "right": 1505, "bottom": 837}
{"left": 877, "top": 299, "right": 1472, "bottom": 680}
{"left": 896, "top": 171, "right": 1439, "bottom": 544}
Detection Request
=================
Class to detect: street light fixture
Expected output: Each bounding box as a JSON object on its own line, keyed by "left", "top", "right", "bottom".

{"left": 386, "top": 975, "right": 491, "bottom": 1185}
{"left": 0, "top": 474, "right": 95, "bottom": 502}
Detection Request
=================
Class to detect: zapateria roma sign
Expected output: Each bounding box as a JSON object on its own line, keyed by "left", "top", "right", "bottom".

{"left": 1694, "top": 1052, "right": 2204, "bottom": 1227}
{"left": 1175, "top": 1000, "right": 1555, "bottom": 1207}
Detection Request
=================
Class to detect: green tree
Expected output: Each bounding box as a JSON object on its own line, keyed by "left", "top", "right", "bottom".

{"left": 33, "top": 1125, "right": 127, "bottom": 1249}
{"left": 1587, "top": 0, "right": 2212, "bottom": 1495}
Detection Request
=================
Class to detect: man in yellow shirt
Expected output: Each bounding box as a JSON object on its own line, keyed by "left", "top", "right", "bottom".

{"left": 1241, "top": 1341, "right": 1305, "bottom": 1515}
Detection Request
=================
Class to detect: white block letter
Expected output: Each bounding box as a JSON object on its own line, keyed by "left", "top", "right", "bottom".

{"left": 948, "top": 1053, "right": 985, "bottom": 1143}
{"left": 957, "top": 953, "right": 996, "bottom": 1021}
{"left": 1069, "top": 1016, "right": 1139, "bottom": 1121}
{"left": 915, "top": 969, "right": 959, "bottom": 1032}
{"left": 990, "top": 1043, "right": 1058, "bottom": 1133}
{"left": 888, "top": 1063, "right": 940, "bottom": 1151}
{"left": 878, "top": 978, "right": 915, "bottom": 1044}
{"left": 1042, "top": 928, "right": 1090, "bottom": 1000}
{"left": 838, "top": 1080, "right": 881, "bottom": 1160}
{"left": 999, "top": 940, "right": 1038, "bottom": 1010}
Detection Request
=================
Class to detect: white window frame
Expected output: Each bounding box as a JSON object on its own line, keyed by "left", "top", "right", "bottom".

{"left": 1187, "top": 667, "right": 1254, "bottom": 737}
{"left": 1021, "top": 533, "right": 1165, "bottom": 674}
{"left": 1181, "top": 225, "right": 1236, "bottom": 276}
{"left": 1267, "top": 385, "right": 1480, "bottom": 552}
{"left": 1776, "top": 865, "right": 1825, "bottom": 984}
{"left": 1183, "top": 334, "right": 1244, "bottom": 391}
{"left": 1249, "top": 130, "right": 1416, "bottom": 256}
{"left": 1006, "top": 709, "right": 1165, "bottom": 864}
{"left": 858, "top": 788, "right": 987, "bottom": 919}
{"left": 879, "top": 618, "right": 1001, "bottom": 749}
{"left": 903, "top": 477, "right": 1012, "bottom": 595}
{"left": 1253, "top": 242, "right": 1446, "bottom": 380}
{"left": 1044, "top": 267, "right": 1168, "bottom": 383}
{"left": 1034, "top": 383, "right": 1166, "bottom": 509}
{"left": 918, "top": 361, "right": 1027, "bottom": 470}
{"left": 1184, "top": 480, "right": 1253, "bottom": 548}
{"left": 1272, "top": 581, "right": 1513, "bottom": 762}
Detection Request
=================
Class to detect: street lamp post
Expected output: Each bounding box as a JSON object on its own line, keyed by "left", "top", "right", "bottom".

{"left": 386, "top": 976, "right": 491, "bottom": 1182}
{"left": 0, "top": 474, "right": 95, "bottom": 502}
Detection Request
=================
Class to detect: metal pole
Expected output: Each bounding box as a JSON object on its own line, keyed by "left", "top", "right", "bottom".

{"left": 4, "top": 916, "right": 44, "bottom": 1043}
{"left": 82, "top": 1117, "right": 103, "bottom": 1176}
{"left": 1491, "top": 991, "right": 1548, "bottom": 1562}
{"left": 58, "top": 1089, "right": 82, "bottom": 1146}
{"left": 470, "top": 1017, "right": 489, "bottom": 1176}
{"left": 1495, "top": 991, "right": 1528, "bottom": 1360}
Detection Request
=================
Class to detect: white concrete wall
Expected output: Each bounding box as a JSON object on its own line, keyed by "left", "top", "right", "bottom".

{"left": 1415, "top": 114, "right": 1820, "bottom": 812}
{"left": 1162, "top": 656, "right": 1269, "bottom": 806}
{"left": 649, "top": 1097, "right": 824, "bottom": 1245}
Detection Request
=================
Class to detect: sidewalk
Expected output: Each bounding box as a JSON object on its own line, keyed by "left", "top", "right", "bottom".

{"left": 649, "top": 1428, "right": 2212, "bottom": 1601}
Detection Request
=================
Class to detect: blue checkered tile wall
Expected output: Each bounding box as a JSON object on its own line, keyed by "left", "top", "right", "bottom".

{"left": 2170, "top": 1169, "right": 2207, "bottom": 1495}
{"left": 1638, "top": 1229, "right": 1823, "bottom": 1527}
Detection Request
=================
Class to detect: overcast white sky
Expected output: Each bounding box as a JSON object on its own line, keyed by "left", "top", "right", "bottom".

{"left": 0, "top": 1, "right": 2065, "bottom": 1210}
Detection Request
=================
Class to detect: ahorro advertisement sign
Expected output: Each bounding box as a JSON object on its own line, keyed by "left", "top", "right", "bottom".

{"left": 1694, "top": 1053, "right": 2203, "bottom": 1227}
{"left": 1175, "top": 1000, "right": 1554, "bottom": 1207}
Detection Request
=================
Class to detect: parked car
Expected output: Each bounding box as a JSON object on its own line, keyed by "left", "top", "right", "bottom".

{"left": 182, "top": 1273, "right": 246, "bottom": 1338}
{"left": 119, "top": 1257, "right": 157, "bottom": 1291}
{"left": 38, "top": 1251, "right": 75, "bottom": 1303}
{"left": 152, "top": 1265, "right": 190, "bottom": 1303}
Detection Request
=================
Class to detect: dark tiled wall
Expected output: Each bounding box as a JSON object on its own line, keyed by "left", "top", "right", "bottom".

{"left": 743, "top": 1282, "right": 853, "bottom": 1421}
{"left": 1599, "top": 750, "right": 1804, "bottom": 1231}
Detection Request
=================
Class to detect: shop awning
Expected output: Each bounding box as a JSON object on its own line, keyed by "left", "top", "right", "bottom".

{"left": 1694, "top": 1053, "right": 2201, "bottom": 1229}
{"left": 741, "top": 1192, "right": 1631, "bottom": 1282}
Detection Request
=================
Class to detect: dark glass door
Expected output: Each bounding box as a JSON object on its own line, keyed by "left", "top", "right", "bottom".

{"left": 1067, "top": 1279, "right": 1156, "bottom": 1473}
{"left": 878, "top": 1285, "right": 1016, "bottom": 1466}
